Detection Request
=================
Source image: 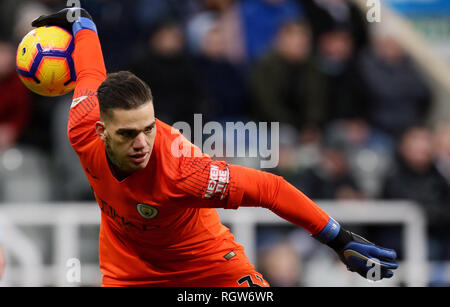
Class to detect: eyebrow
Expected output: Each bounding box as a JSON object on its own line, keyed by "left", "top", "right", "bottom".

{"left": 116, "top": 121, "right": 156, "bottom": 135}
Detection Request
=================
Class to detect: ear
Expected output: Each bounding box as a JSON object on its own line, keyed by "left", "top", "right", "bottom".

{"left": 95, "top": 121, "right": 107, "bottom": 142}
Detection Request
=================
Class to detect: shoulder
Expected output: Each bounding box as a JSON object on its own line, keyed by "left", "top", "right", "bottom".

{"left": 156, "top": 119, "right": 204, "bottom": 159}
{"left": 153, "top": 119, "right": 204, "bottom": 179}
{"left": 154, "top": 119, "right": 226, "bottom": 182}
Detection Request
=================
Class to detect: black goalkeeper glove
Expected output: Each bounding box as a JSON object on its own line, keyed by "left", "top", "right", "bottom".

{"left": 31, "top": 7, "right": 97, "bottom": 35}
{"left": 314, "top": 218, "right": 398, "bottom": 280}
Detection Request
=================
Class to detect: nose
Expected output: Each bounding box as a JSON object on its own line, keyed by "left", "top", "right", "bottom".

{"left": 132, "top": 132, "right": 147, "bottom": 151}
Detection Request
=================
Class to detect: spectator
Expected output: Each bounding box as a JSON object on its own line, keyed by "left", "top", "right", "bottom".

{"left": 316, "top": 28, "right": 366, "bottom": 122}
{"left": 249, "top": 21, "right": 327, "bottom": 132}
{"left": 130, "top": 19, "right": 202, "bottom": 126}
{"left": 258, "top": 239, "right": 302, "bottom": 287}
{"left": 301, "top": 0, "right": 368, "bottom": 53}
{"left": 135, "top": 0, "right": 199, "bottom": 34}
{"left": 381, "top": 126, "right": 450, "bottom": 259}
{"left": 272, "top": 124, "right": 322, "bottom": 182}
{"left": 295, "top": 125, "right": 323, "bottom": 172}
{"left": 83, "top": 0, "right": 141, "bottom": 71}
{"left": 0, "top": 41, "right": 31, "bottom": 151}
{"left": 358, "top": 28, "right": 432, "bottom": 139}
{"left": 272, "top": 124, "right": 303, "bottom": 180}
{"left": 324, "top": 119, "right": 395, "bottom": 197}
{"left": 295, "top": 143, "right": 364, "bottom": 200}
{"left": 186, "top": 0, "right": 236, "bottom": 55}
{"left": 226, "top": 0, "right": 304, "bottom": 63}
{"left": 194, "top": 20, "right": 249, "bottom": 121}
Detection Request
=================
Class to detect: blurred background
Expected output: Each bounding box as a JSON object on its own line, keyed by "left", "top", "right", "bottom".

{"left": 0, "top": 0, "right": 449, "bottom": 286}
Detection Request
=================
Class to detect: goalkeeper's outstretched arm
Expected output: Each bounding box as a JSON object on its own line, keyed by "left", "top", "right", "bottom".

{"left": 68, "top": 22, "right": 107, "bottom": 148}
{"left": 174, "top": 155, "right": 398, "bottom": 281}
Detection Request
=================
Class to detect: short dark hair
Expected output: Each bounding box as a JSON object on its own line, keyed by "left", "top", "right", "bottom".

{"left": 97, "top": 71, "right": 153, "bottom": 119}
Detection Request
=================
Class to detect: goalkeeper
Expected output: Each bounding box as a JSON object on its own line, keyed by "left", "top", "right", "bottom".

{"left": 32, "top": 8, "right": 397, "bottom": 286}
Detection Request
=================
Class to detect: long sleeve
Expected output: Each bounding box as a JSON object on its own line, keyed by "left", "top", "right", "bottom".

{"left": 72, "top": 29, "right": 106, "bottom": 95}
{"left": 230, "top": 164, "right": 329, "bottom": 235}
{"left": 68, "top": 29, "right": 106, "bottom": 150}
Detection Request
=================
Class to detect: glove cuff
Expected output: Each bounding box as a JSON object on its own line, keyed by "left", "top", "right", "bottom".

{"left": 314, "top": 217, "right": 340, "bottom": 244}
{"left": 72, "top": 17, "right": 97, "bottom": 35}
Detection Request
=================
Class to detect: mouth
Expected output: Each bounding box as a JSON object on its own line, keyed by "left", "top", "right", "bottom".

{"left": 129, "top": 152, "right": 149, "bottom": 164}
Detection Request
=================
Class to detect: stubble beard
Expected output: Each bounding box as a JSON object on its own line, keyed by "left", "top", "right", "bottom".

{"left": 105, "top": 135, "right": 128, "bottom": 173}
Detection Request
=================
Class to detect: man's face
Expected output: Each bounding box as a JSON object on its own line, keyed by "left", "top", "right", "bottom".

{"left": 400, "top": 128, "right": 433, "bottom": 172}
{"left": 97, "top": 102, "right": 156, "bottom": 175}
{"left": 276, "top": 24, "right": 311, "bottom": 62}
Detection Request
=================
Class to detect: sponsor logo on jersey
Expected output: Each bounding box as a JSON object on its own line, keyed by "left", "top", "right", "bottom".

{"left": 136, "top": 203, "right": 158, "bottom": 219}
{"left": 204, "top": 164, "right": 229, "bottom": 199}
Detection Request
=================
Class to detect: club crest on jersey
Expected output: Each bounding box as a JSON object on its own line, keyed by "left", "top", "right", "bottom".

{"left": 136, "top": 203, "right": 158, "bottom": 219}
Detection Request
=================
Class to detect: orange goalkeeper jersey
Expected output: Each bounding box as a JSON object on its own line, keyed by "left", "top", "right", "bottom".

{"left": 68, "top": 30, "right": 330, "bottom": 287}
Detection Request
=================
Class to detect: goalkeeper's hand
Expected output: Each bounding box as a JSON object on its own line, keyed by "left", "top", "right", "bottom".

{"left": 314, "top": 218, "right": 398, "bottom": 280}
{"left": 31, "top": 7, "right": 97, "bottom": 35}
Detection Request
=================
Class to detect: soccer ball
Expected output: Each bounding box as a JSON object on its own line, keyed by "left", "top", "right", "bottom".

{"left": 16, "top": 26, "right": 76, "bottom": 97}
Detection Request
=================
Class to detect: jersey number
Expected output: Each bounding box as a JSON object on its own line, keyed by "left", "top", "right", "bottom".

{"left": 237, "top": 274, "right": 266, "bottom": 287}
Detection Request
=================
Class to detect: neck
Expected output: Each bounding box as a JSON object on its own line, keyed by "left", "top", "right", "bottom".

{"left": 106, "top": 151, "right": 130, "bottom": 181}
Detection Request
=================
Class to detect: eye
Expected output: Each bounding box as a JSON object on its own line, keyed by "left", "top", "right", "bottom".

{"left": 119, "top": 131, "right": 135, "bottom": 139}
{"left": 144, "top": 126, "right": 153, "bottom": 134}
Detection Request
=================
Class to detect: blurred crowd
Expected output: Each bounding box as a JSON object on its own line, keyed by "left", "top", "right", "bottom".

{"left": 0, "top": 0, "right": 449, "bottom": 285}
